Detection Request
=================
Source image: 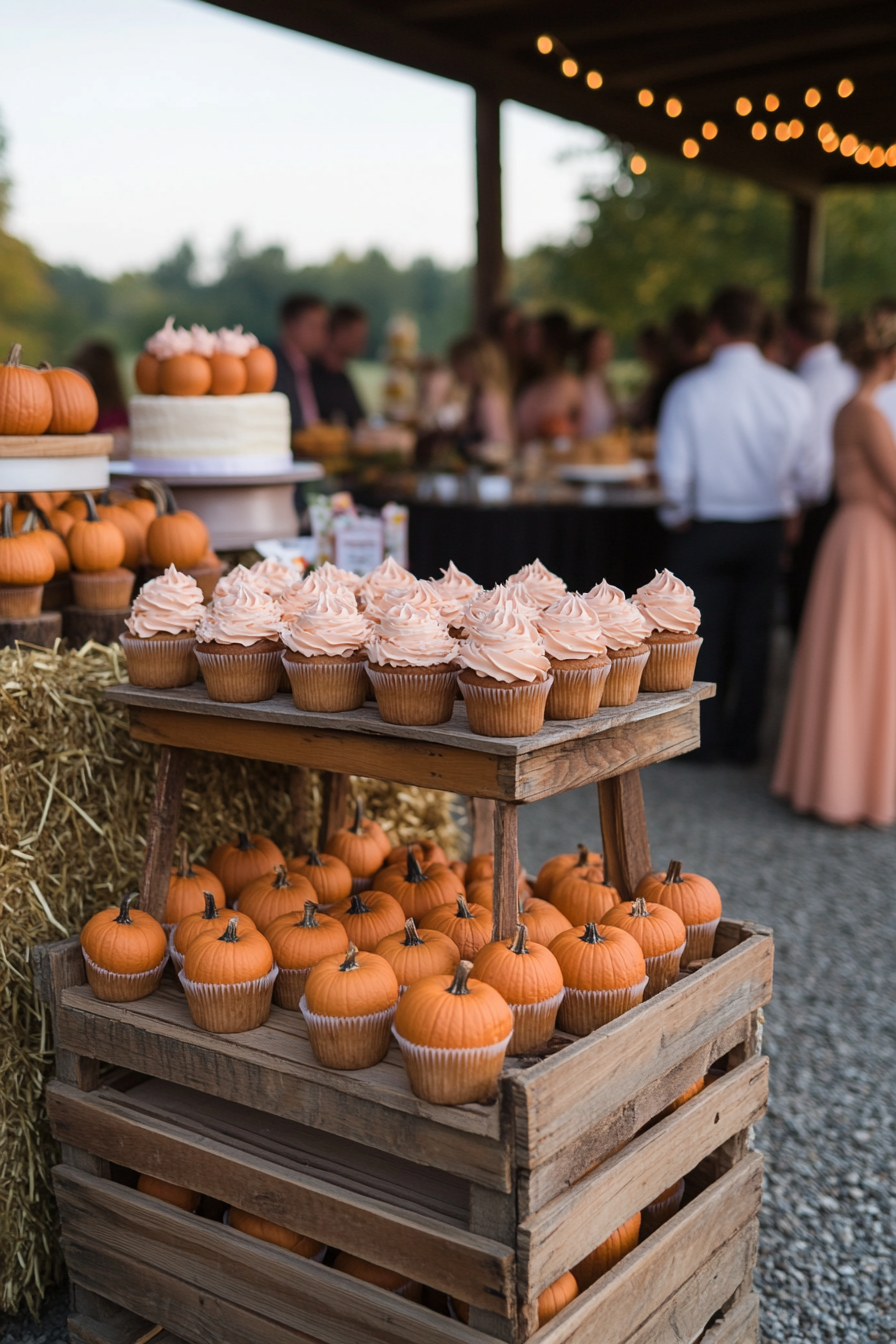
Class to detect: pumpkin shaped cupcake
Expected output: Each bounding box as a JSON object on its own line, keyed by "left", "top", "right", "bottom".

{"left": 287, "top": 848, "right": 353, "bottom": 907}
{"left": 549, "top": 922, "right": 648, "bottom": 1034}
{"left": 323, "top": 797, "right": 391, "bottom": 890}
{"left": 301, "top": 943, "right": 399, "bottom": 1069}
{"left": 164, "top": 840, "right": 225, "bottom": 928}
{"left": 267, "top": 901, "right": 350, "bottom": 1009}
{"left": 236, "top": 864, "right": 318, "bottom": 934}
{"left": 122, "top": 565, "right": 205, "bottom": 688}
{"left": 137, "top": 1175, "right": 200, "bottom": 1213}
{"left": 516, "top": 895, "right": 572, "bottom": 947}
{"left": 180, "top": 916, "right": 277, "bottom": 1033}
{"left": 548, "top": 852, "right": 618, "bottom": 926}
{"left": 600, "top": 898, "right": 687, "bottom": 998}
{"left": 80, "top": 892, "right": 168, "bottom": 1002}
{"left": 372, "top": 849, "right": 460, "bottom": 922}
{"left": 635, "top": 860, "right": 722, "bottom": 964}
{"left": 375, "top": 918, "right": 459, "bottom": 994}
{"left": 207, "top": 831, "right": 286, "bottom": 903}
{"left": 419, "top": 896, "right": 492, "bottom": 960}
{"left": 533, "top": 844, "right": 603, "bottom": 900}
{"left": 572, "top": 1212, "right": 641, "bottom": 1291}
{"left": 169, "top": 891, "right": 257, "bottom": 974}
{"left": 393, "top": 960, "right": 513, "bottom": 1105}
{"left": 472, "top": 923, "right": 564, "bottom": 1055}
{"left": 329, "top": 889, "right": 405, "bottom": 953}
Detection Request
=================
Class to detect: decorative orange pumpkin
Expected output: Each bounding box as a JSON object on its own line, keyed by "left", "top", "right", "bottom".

{"left": 464, "top": 852, "right": 523, "bottom": 885}
{"left": 80, "top": 892, "right": 167, "bottom": 974}
{"left": 165, "top": 840, "right": 225, "bottom": 925}
{"left": 323, "top": 797, "right": 391, "bottom": 878}
{"left": 517, "top": 895, "right": 572, "bottom": 947}
{"left": 209, "top": 351, "right": 248, "bottom": 396}
{"left": 600, "top": 898, "right": 687, "bottom": 998}
{"left": 237, "top": 865, "right": 318, "bottom": 934}
{"left": 159, "top": 353, "right": 212, "bottom": 397}
{"left": 121, "top": 495, "right": 159, "bottom": 530}
{"left": 0, "top": 344, "right": 53, "bottom": 435}
{"left": 330, "top": 889, "right": 405, "bottom": 952}
{"left": 96, "top": 493, "right": 147, "bottom": 570}
{"left": 384, "top": 839, "right": 449, "bottom": 870}
{"left": 418, "top": 896, "right": 492, "bottom": 960}
{"left": 62, "top": 495, "right": 90, "bottom": 520}
{"left": 572, "top": 1212, "right": 641, "bottom": 1290}
{"left": 374, "top": 917, "right": 459, "bottom": 991}
{"left": 538, "top": 1272, "right": 578, "bottom": 1325}
{"left": 38, "top": 362, "right": 98, "bottom": 433}
{"left": 373, "top": 851, "right": 461, "bottom": 922}
{"left": 66, "top": 494, "right": 126, "bottom": 572}
{"left": 243, "top": 344, "right": 278, "bottom": 394}
{"left": 549, "top": 852, "right": 618, "bottom": 927}
{"left": 134, "top": 351, "right": 161, "bottom": 394}
{"left": 136, "top": 1174, "right": 200, "bottom": 1212}
{"left": 0, "top": 504, "right": 55, "bottom": 587}
{"left": 534, "top": 843, "right": 603, "bottom": 899}
{"left": 449, "top": 859, "right": 467, "bottom": 884}
{"left": 472, "top": 922, "right": 564, "bottom": 1055}
{"left": 549, "top": 922, "right": 648, "bottom": 1033}
{"left": 182, "top": 915, "right": 273, "bottom": 984}
{"left": 267, "top": 901, "right": 349, "bottom": 972}
{"left": 145, "top": 483, "right": 209, "bottom": 569}
{"left": 47, "top": 506, "right": 74, "bottom": 538}
{"left": 333, "top": 1252, "right": 418, "bottom": 1296}
{"left": 464, "top": 868, "right": 529, "bottom": 913}
{"left": 207, "top": 831, "right": 286, "bottom": 903}
{"left": 287, "top": 848, "right": 353, "bottom": 905}
{"left": 172, "top": 891, "right": 256, "bottom": 960}
{"left": 660, "top": 1075, "right": 706, "bottom": 1118}
{"left": 228, "top": 1207, "right": 323, "bottom": 1258}
{"left": 303, "top": 945, "right": 399, "bottom": 1071}
{"left": 635, "top": 860, "right": 722, "bottom": 965}
{"left": 21, "top": 509, "right": 70, "bottom": 574}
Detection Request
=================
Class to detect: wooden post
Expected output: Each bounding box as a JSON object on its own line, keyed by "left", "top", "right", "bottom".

{"left": 318, "top": 771, "right": 350, "bottom": 850}
{"left": 790, "top": 194, "right": 824, "bottom": 298}
{"left": 470, "top": 797, "right": 496, "bottom": 856}
{"left": 140, "top": 746, "right": 188, "bottom": 923}
{"left": 493, "top": 800, "right": 518, "bottom": 940}
{"left": 598, "top": 769, "right": 652, "bottom": 900}
{"left": 475, "top": 87, "right": 505, "bottom": 332}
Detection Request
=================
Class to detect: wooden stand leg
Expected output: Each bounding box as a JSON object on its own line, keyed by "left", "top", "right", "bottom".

{"left": 598, "top": 768, "right": 652, "bottom": 900}
{"left": 318, "top": 771, "right": 350, "bottom": 850}
{"left": 493, "top": 801, "right": 519, "bottom": 941}
{"left": 140, "top": 746, "right": 188, "bottom": 923}
{"left": 470, "top": 797, "right": 496, "bottom": 857}
{"left": 289, "top": 766, "right": 310, "bottom": 854}
{"left": 469, "top": 1186, "right": 517, "bottom": 1341}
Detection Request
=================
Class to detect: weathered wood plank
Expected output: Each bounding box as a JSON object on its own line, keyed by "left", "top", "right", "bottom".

{"left": 470, "top": 798, "right": 496, "bottom": 857}
{"left": 597, "top": 769, "right": 652, "bottom": 899}
{"left": 468, "top": 1186, "right": 519, "bottom": 1340}
{"left": 699, "top": 1291, "right": 760, "bottom": 1344}
{"left": 47, "top": 1081, "right": 514, "bottom": 1313}
{"left": 67, "top": 1307, "right": 164, "bottom": 1344}
{"left": 140, "top": 745, "right": 188, "bottom": 923}
{"left": 493, "top": 801, "right": 519, "bottom": 941}
{"left": 32, "top": 937, "right": 101, "bottom": 1092}
{"left": 318, "top": 770, "right": 350, "bottom": 848}
{"left": 518, "top": 1057, "right": 768, "bottom": 1297}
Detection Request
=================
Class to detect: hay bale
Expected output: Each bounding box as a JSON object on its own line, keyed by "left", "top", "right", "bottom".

{"left": 0, "top": 642, "right": 463, "bottom": 1315}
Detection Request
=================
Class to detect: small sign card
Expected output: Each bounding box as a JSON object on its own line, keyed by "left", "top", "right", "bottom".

{"left": 333, "top": 515, "right": 384, "bottom": 575}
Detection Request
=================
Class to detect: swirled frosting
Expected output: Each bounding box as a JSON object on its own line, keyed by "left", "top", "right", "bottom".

{"left": 458, "top": 598, "right": 551, "bottom": 684}
{"left": 632, "top": 569, "right": 701, "bottom": 635}
{"left": 250, "top": 557, "right": 301, "bottom": 597}
{"left": 367, "top": 605, "right": 458, "bottom": 668}
{"left": 536, "top": 594, "right": 607, "bottom": 661}
{"left": 213, "top": 564, "right": 255, "bottom": 600}
{"left": 505, "top": 558, "right": 567, "bottom": 608}
{"left": 584, "top": 579, "right": 651, "bottom": 650}
{"left": 504, "top": 581, "right": 541, "bottom": 621}
{"left": 462, "top": 584, "right": 539, "bottom": 631}
{"left": 189, "top": 324, "right": 218, "bottom": 357}
{"left": 125, "top": 564, "right": 205, "bottom": 637}
{"left": 367, "top": 579, "right": 445, "bottom": 624}
{"left": 217, "top": 324, "right": 258, "bottom": 356}
{"left": 279, "top": 571, "right": 357, "bottom": 620}
{"left": 358, "top": 556, "right": 416, "bottom": 608}
{"left": 314, "top": 562, "right": 362, "bottom": 593}
{"left": 145, "top": 315, "right": 193, "bottom": 359}
{"left": 196, "top": 581, "right": 282, "bottom": 646}
{"left": 430, "top": 562, "right": 481, "bottom": 626}
{"left": 281, "top": 590, "right": 372, "bottom": 658}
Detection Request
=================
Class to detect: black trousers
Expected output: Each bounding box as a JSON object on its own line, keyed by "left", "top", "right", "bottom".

{"left": 670, "top": 519, "right": 784, "bottom": 764}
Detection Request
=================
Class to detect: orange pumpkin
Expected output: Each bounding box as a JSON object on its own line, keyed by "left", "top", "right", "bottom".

{"left": 572, "top": 1212, "right": 641, "bottom": 1290}
{"left": 549, "top": 922, "right": 648, "bottom": 1034}
{"left": 333, "top": 1252, "right": 418, "bottom": 1296}
{"left": 237, "top": 865, "right": 318, "bottom": 934}
{"left": 373, "top": 850, "right": 461, "bottom": 922}
{"left": 267, "top": 901, "right": 349, "bottom": 972}
{"left": 134, "top": 351, "right": 161, "bottom": 394}
{"left": 121, "top": 495, "right": 159, "bottom": 530}
{"left": 209, "top": 351, "right": 248, "bottom": 396}
{"left": 465, "top": 869, "right": 529, "bottom": 913}
{"left": 80, "top": 892, "right": 167, "bottom": 974}
{"left": 517, "top": 895, "right": 572, "bottom": 946}
{"left": 66, "top": 494, "right": 126, "bottom": 572}
{"left": 635, "top": 860, "right": 722, "bottom": 965}
{"left": 534, "top": 843, "right": 603, "bottom": 899}
{"left": 97, "top": 493, "right": 147, "bottom": 570}
{"left": 0, "top": 344, "right": 53, "bottom": 435}
{"left": 418, "top": 897, "right": 492, "bottom": 960}
{"left": 384, "top": 840, "right": 449, "bottom": 870}
{"left": 449, "top": 859, "right": 467, "bottom": 884}
{"left": 62, "top": 495, "right": 90, "bottom": 520}
{"left": 600, "top": 898, "right": 687, "bottom": 998}
{"left": 374, "top": 917, "right": 459, "bottom": 990}
{"left": 228, "top": 1207, "right": 323, "bottom": 1258}
{"left": 39, "top": 362, "right": 98, "bottom": 433}
{"left": 159, "top": 353, "right": 212, "bottom": 397}
{"left": 465, "top": 852, "right": 523, "bottom": 884}
{"left": 538, "top": 1272, "right": 578, "bottom": 1325}
{"left": 323, "top": 797, "right": 391, "bottom": 878}
{"left": 182, "top": 915, "right": 273, "bottom": 984}
{"left": 136, "top": 1174, "right": 200, "bottom": 1212}
{"left": 330, "top": 889, "right": 405, "bottom": 952}
{"left": 0, "top": 504, "right": 55, "bottom": 586}
{"left": 207, "top": 831, "right": 286, "bottom": 903}
{"left": 165, "top": 840, "right": 225, "bottom": 924}
{"left": 48, "top": 506, "right": 74, "bottom": 538}
{"left": 549, "top": 851, "right": 618, "bottom": 926}
{"left": 145, "top": 483, "right": 209, "bottom": 569}
{"left": 21, "top": 509, "right": 70, "bottom": 574}
{"left": 286, "top": 848, "right": 353, "bottom": 905}
{"left": 172, "top": 892, "right": 256, "bottom": 960}
{"left": 243, "top": 344, "right": 278, "bottom": 394}
{"left": 472, "top": 923, "right": 564, "bottom": 1055}
{"left": 303, "top": 944, "right": 399, "bottom": 1069}
{"left": 660, "top": 1075, "right": 706, "bottom": 1118}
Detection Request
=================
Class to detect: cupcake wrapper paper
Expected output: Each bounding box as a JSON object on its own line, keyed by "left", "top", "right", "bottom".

{"left": 557, "top": 977, "right": 649, "bottom": 1035}
{"left": 0, "top": 585, "right": 43, "bottom": 618}
{"left": 640, "top": 636, "right": 703, "bottom": 693}
{"left": 273, "top": 965, "right": 314, "bottom": 1011}
{"left": 179, "top": 965, "right": 278, "bottom": 1033}
{"left": 300, "top": 998, "right": 397, "bottom": 1070}
{"left": 195, "top": 648, "right": 283, "bottom": 703}
{"left": 366, "top": 665, "right": 459, "bottom": 725}
{"left": 121, "top": 633, "right": 199, "bottom": 689}
{"left": 282, "top": 654, "right": 370, "bottom": 713}
{"left": 459, "top": 675, "right": 554, "bottom": 738}
{"left": 506, "top": 988, "right": 565, "bottom": 1056}
{"left": 644, "top": 943, "right": 687, "bottom": 999}
{"left": 602, "top": 649, "right": 651, "bottom": 706}
{"left": 392, "top": 1027, "right": 513, "bottom": 1104}
{"left": 82, "top": 949, "right": 168, "bottom": 1003}
{"left": 682, "top": 917, "right": 721, "bottom": 966}
{"left": 71, "top": 569, "right": 135, "bottom": 611}
{"left": 545, "top": 662, "right": 611, "bottom": 721}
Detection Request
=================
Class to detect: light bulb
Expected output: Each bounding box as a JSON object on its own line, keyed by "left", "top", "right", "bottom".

{"left": 752, "top": 122, "right": 768, "bottom": 140}
{"left": 586, "top": 70, "right": 603, "bottom": 89}
{"left": 537, "top": 35, "right": 553, "bottom": 54}
{"left": 838, "top": 78, "right": 854, "bottom": 98}
{"left": 775, "top": 122, "right": 790, "bottom": 141}
{"left": 887, "top": 146, "right": 896, "bottom": 167}
{"left": 682, "top": 139, "right": 700, "bottom": 159}
{"left": 870, "top": 146, "right": 885, "bottom": 168}
{"left": 789, "top": 120, "right": 804, "bottom": 139}
{"left": 840, "top": 134, "right": 858, "bottom": 157}
{"left": 765, "top": 94, "right": 780, "bottom": 112}
{"left": 805, "top": 88, "right": 821, "bottom": 108}
{"left": 666, "top": 97, "right": 682, "bottom": 118}
{"left": 562, "top": 58, "right": 578, "bottom": 77}
{"left": 855, "top": 144, "right": 871, "bottom": 164}
{"left": 736, "top": 97, "right": 752, "bottom": 116}
{"left": 823, "top": 135, "right": 840, "bottom": 153}
{"left": 702, "top": 121, "right": 718, "bottom": 140}
{"left": 638, "top": 89, "right": 654, "bottom": 107}
{"left": 630, "top": 155, "right": 647, "bottom": 175}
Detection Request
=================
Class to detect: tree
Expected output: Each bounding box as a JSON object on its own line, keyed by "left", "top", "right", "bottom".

{"left": 0, "top": 118, "right": 57, "bottom": 362}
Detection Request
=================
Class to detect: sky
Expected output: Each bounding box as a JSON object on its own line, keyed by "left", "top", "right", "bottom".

{"left": 0, "top": 0, "right": 616, "bottom": 279}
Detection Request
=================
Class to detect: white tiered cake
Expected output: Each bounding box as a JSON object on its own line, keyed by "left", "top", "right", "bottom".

{"left": 129, "top": 392, "right": 292, "bottom": 477}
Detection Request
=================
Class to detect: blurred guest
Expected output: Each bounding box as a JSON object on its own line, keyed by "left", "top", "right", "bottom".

{"left": 449, "top": 334, "right": 514, "bottom": 463}
{"left": 515, "top": 311, "right": 582, "bottom": 440}
{"left": 640, "top": 306, "right": 708, "bottom": 428}
{"left": 486, "top": 302, "right": 522, "bottom": 386}
{"left": 70, "top": 341, "right": 128, "bottom": 432}
{"left": 784, "top": 295, "right": 858, "bottom": 634}
{"left": 657, "top": 285, "right": 813, "bottom": 764}
{"left": 312, "top": 302, "right": 368, "bottom": 428}
{"left": 272, "top": 293, "right": 329, "bottom": 431}
{"left": 773, "top": 311, "right": 896, "bottom": 825}
{"left": 759, "top": 307, "right": 787, "bottom": 365}
{"left": 578, "top": 325, "right": 618, "bottom": 437}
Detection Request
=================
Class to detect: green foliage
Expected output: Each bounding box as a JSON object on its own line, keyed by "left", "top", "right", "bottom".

{"left": 824, "top": 187, "right": 896, "bottom": 313}
{"left": 0, "top": 118, "right": 56, "bottom": 361}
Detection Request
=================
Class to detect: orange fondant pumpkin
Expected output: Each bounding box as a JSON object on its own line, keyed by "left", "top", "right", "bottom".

{"left": 243, "top": 344, "right": 278, "bottom": 394}
{"left": 159, "top": 353, "right": 212, "bottom": 397}
{"left": 209, "top": 351, "right": 248, "bottom": 396}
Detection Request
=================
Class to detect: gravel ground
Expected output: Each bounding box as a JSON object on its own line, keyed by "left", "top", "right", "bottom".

{"left": 4, "top": 637, "right": 894, "bottom": 1343}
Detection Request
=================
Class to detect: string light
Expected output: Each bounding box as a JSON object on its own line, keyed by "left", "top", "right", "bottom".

{"left": 840, "top": 134, "right": 858, "bottom": 156}
{"left": 838, "top": 78, "right": 854, "bottom": 98}
{"left": 682, "top": 138, "right": 700, "bottom": 158}
{"left": 638, "top": 89, "right": 654, "bottom": 107}
{"left": 702, "top": 121, "right": 718, "bottom": 140}
{"left": 870, "top": 146, "right": 885, "bottom": 168}
{"left": 790, "top": 119, "right": 804, "bottom": 139}
{"left": 775, "top": 122, "right": 790, "bottom": 141}
{"left": 855, "top": 143, "right": 871, "bottom": 164}
{"left": 823, "top": 134, "right": 840, "bottom": 153}
{"left": 561, "top": 58, "right": 578, "bottom": 77}
{"left": 736, "top": 97, "right": 752, "bottom": 116}
{"left": 586, "top": 70, "right": 603, "bottom": 89}
{"left": 752, "top": 122, "right": 767, "bottom": 140}
{"left": 666, "top": 97, "right": 682, "bottom": 118}
{"left": 537, "top": 35, "right": 553, "bottom": 54}
{"left": 630, "top": 155, "right": 647, "bottom": 175}
{"left": 818, "top": 123, "right": 835, "bottom": 142}
{"left": 887, "top": 146, "right": 896, "bottom": 167}
{"left": 765, "top": 94, "right": 780, "bottom": 111}
{"left": 805, "top": 88, "right": 821, "bottom": 108}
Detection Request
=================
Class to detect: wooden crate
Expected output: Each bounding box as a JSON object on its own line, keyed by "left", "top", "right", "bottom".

{"left": 34, "top": 678, "right": 769, "bottom": 1343}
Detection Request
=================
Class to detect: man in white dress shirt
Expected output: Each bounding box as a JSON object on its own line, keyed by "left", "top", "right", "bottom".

{"left": 785, "top": 296, "right": 858, "bottom": 633}
{"left": 657, "top": 287, "right": 813, "bottom": 763}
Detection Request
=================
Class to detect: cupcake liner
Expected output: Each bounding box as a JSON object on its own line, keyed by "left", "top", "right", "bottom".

{"left": 557, "top": 977, "right": 649, "bottom": 1035}
{"left": 71, "top": 568, "right": 135, "bottom": 611}
{"left": 366, "top": 665, "right": 458, "bottom": 726}
{"left": 278, "top": 664, "right": 292, "bottom": 694}
{"left": 602, "top": 649, "right": 650, "bottom": 706}
{"left": 392, "top": 1027, "right": 512, "bottom": 1104}
{"left": 545, "top": 662, "right": 610, "bottom": 721}
{"left": 282, "top": 654, "right": 370, "bottom": 713}
{"left": 640, "top": 636, "right": 703, "bottom": 693}
{"left": 195, "top": 648, "right": 283, "bottom": 703}
{"left": 682, "top": 917, "right": 721, "bottom": 966}
{"left": 644, "top": 944, "right": 687, "bottom": 999}
{"left": 179, "top": 965, "right": 278, "bottom": 1033}
{"left": 120, "top": 632, "right": 199, "bottom": 689}
{"left": 167, "top": 929, "right": 185, "bottom": 976}
{"left": 82, "top": 949, "right": 168, "bottom": 1003}
{"left": 0, "top": 585, "right": 43, "bottom": 617}
{"left": 273, "top": 965, "right": 314, "bottom": 1010}
{"left": 642, "top": 1178, "right": 685, "bottom": 1236}
{"left": 458, "top": 675, "right": 554, "bottom": 738}
{"left": 506, "top": 988, "right": 565, "bottom": 1055}
{"left": 300, "top": 997, "right": 397, "bottom": 1070}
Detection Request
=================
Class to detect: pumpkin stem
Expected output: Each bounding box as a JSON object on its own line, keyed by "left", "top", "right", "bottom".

{"left": 455, "top": 895, "right": 474, "bottom": 920}
{"left": 447, "top": 960, "right": 473, "bottom": 996}
{"left": 219, "top": 917, "right": 241, "bottom": 943}
{"left": 237, "top": 831, "right": 253, "bottom": 851}
{"left": 24, "top": 500, "right": 53, "bottom": 532}
{"left": 339, "top": 943, "right": 360, "bottom": 972}
{"left": 115, "top": 892, "right": 140, "bottom": 925}
{"left": 135, "top": 479, "right": 165, "bottom": 516}
{"left": 350, "top": 796, "right": 365, "bottom": 835}
{"left": 305, "top": 848, "right": 325, "bottom": 869}
{"left": 38, "top": 360, "right": 52, "bottom": 371}
{"left": 80, "top": 492, "right": 101, "bottom": 524}
{"left": 347, "top": 892, "right": 371, "bottom": 915}
{"left": 201, "top": 891, "right": 218, "bottom": 920}
{"left": 6, "top": 344, "right": 22, "bottom": 368}
{"left": 576, "top": 843, "right": 590, "bottom": 868}
{"left": 21, "top": 509, "right": 38, "bottom": 534}
{"left": 1, "top": 503, "right": 13, "bottom": 540}
{"left": 402, "top": 918, "right": 424, "bottom": 946}
{"left": 299, "top": 901, "right": 320, "bottom": 927}
{"left": 510, "top": 923, "right": 529, "bottom": 955}
{"left": 272, "top": 865, "right": 291, "bottom": 889}
{"left": 405, "top": 849, "right": 425, "bottom": 883}
{"left": 581, "top": 922, "right": 605, "bottom": 945}
{"left": 631, "top": 897, "right": 650, "bottom": 918}
{"left": 162, "top": 485, "right": 180, "bottom": 517}
{"left": 177, "top": 838, "right": 191, "bottom": 878}
{"left": 664, "top": 859, "right": 683, "bottom": 884}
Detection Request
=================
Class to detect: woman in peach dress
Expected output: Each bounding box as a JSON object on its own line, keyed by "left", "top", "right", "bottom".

{"left": 773, "top": 313, "right": 896, "bottom": 825}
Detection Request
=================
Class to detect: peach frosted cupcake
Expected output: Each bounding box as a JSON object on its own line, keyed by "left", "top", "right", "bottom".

{"left": 195, "top": 581, "right": 283, "bottom": 702}
{"left": 536, "top": 593, "right": 610, "bottom": 720}
{"left": 279, "top": 569, "right": 357, "bottom": 621}
{"left": 632, "top": 570, "right": 702, "bottom": 691}
{"left": 584, "top": 580, "right": 651, "bottom": 706}
{"left": 212, "top": 563, "right": 256, "bottom": 599}
{"left": 364, "top": 578, "right": 443, "bottom": 626}
{"left": 249, "top": 556, "right": 303, "bottom": 597}
{"left": 505, "top": 558, "right": 567, "bottom": 609}
{"left": 457, "top": 596, "right": 552, "bottom": 737}
{"left": 357, "top": 555, "right": 416, "bottom": 611}
{"left": 122, "top": 564, "right": 204, "bottom": 688}
{"left": 429, "top": 561, "right": 481, "bottom": 635}
{"left": 280, "top": 588, "right": 372, "bottom": 712}
{"left": 366, "top": 603, "right": 459, "bottom": 724}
